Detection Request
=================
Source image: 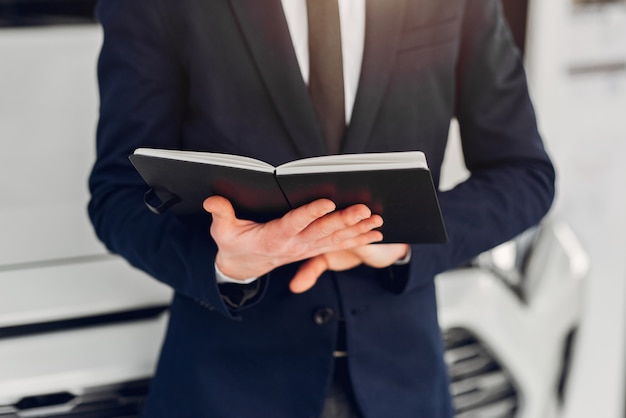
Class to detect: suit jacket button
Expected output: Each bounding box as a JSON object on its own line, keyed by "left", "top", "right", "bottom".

{"left": 313, "top": 307, "right": 335, "bottom": 325}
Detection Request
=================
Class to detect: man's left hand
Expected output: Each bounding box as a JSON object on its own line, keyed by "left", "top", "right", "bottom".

{"left": 289, "top": 244, "right": 410, "bottom": 293}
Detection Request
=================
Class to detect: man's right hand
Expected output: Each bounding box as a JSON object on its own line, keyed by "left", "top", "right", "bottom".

{"left": 203, "top": 196, "right": 384, "bottom": 282}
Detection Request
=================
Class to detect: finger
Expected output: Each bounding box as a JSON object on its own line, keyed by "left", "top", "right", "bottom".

{"left": 298, "top": 204, "right": 373, "bottom": 242}
{"left": 279, "top": 199, "right": 336, "bottom": 237}
{"left": 203, "top": 195, "right": 236, "bottom": 220}
{"left": 203, "top": 196, "right": 242, "bottom": 242}
{"left": 290, "top": 256, "right": 330, "bottom": 293}
{"left": 291, "top": 248, "right": 369, "bottom": 293}
{"left": 325, "top": 229, "right": 384, "bottom": 254}
{"left": 310, "top": 215, "right": 384, "bottom": 254}
{"left": 352, "top": 243, "right": 410, "bottom": 268}
{"left": 322, "top": 214, "right": 383, "bottom": 245}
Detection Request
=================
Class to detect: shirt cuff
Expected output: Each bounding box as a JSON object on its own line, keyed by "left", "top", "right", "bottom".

{"left": 215, "top": 263, "right": 259, "bottom": 285}
{"left": 393, "top": 246, "right": 412, "bottom": 265}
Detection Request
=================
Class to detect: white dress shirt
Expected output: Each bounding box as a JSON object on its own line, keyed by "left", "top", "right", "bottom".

{"left": 281, "top": 0, "right": 365, "bottom": 124}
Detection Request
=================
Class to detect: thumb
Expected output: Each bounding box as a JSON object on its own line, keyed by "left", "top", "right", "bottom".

{"left": 203, "top": 195, "right": 236, "bottom": 220}
{"left": 290, "top": 256, "right": 329, "bottom": 294}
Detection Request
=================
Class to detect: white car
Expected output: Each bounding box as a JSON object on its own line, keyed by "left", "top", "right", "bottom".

{"left": 0, "top": 5, "right": 587, "bottom": 418}
{"left": 438, "top": 221, "right": 587, "bottom": 418}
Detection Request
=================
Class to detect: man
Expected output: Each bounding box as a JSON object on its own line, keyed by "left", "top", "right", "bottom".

{"left": 89, "top": 0, "right": 555, "bottom": 416}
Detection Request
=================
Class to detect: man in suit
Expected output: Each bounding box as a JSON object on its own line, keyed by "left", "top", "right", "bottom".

{"left": 89, "top": 0, "right": 555, "bottom": 416}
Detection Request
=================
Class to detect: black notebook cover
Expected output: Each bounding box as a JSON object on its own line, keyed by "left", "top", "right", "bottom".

{"left": 129, "top": 152, "right": 447, "bottom": 244}
{"left": 277, "top": 169, "right": 446, "bottom": 243}
{"left": 130, "top": 155, "right": 289, "bottom": 223}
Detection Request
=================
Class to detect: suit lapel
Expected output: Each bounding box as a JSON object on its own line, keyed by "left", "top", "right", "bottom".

{"left": 229, "top": 0, "right": 407, "bottom": 157}
{"left": 229, "top": 0, "right": 327, "bottom": 158}
{"left": 342, "top": 0, "right": 407, "bottom": 154}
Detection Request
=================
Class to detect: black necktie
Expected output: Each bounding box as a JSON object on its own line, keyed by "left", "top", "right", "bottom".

{"left": 307, "top": 0, "right": 345, "bottom": 155}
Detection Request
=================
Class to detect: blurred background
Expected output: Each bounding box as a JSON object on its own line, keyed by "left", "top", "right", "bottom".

{"left": 0, "top": 0, "right": 624, "bottom": 417}
{"left": 524, "top": 1, "right": 626, "bottom": 418}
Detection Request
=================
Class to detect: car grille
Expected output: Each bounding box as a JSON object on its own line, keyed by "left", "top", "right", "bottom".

{"left": 0, "top": 379, "right": 150, "bottom": 418}
{"left": 2, "top": 327, "right": 517, "bottom": 417}
{"left": 0, "top": 306, "right": 168, "bottom": 418}
{"left": 444, "top": 328, "right": 519, "bottom": 418}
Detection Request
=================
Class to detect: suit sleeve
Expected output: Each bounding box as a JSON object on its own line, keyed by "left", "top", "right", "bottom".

{"left": 391, "top": 0, "right": 555, "bottom": 293}
{"left": 88, "top": 0, "right": 263, "bottom": 318}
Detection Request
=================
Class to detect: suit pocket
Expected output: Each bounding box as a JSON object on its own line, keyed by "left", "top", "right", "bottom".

{"left": 397, "top": 17, "right": 459, "bottom": 54}
{"left": 394, "top": 17, "right": 460, "bottom": 77}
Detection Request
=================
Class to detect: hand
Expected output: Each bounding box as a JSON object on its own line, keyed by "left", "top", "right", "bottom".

{"left": 203, "top": 196, "right": 384, "bottom": 281}
{"left": 289, "top": 243, "right": 410, "bottom": 293}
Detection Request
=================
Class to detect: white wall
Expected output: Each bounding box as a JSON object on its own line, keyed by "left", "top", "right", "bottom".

{"left": 526, "top": 2, "right": 626, "bottom": 417}
{"left": 0, "top": 25, "right": 104, "bottom": 265}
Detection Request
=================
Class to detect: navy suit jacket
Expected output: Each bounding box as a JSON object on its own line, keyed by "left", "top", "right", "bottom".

{"left": 89, "top": 0, "right": 555, "bottom": 416}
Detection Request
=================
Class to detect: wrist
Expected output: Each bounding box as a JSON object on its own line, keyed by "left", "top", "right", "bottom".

{"left": 215, "top": 252, "right": 265, "bottom": 282}
{"left": 215, "top": 262, "right": 259, "bottom": 284}
{"left": 393, "top": 245, "right": 411, "bottom": 265}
